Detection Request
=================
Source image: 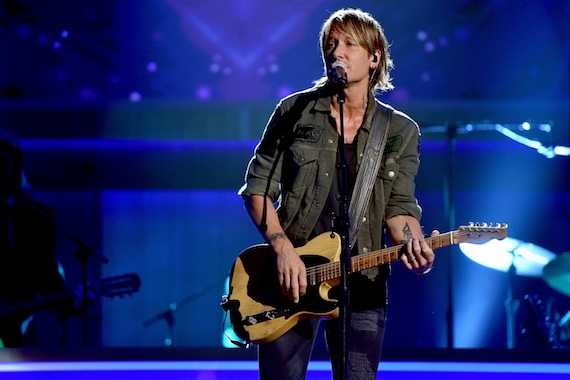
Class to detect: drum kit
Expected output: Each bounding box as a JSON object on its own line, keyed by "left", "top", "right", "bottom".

{"left": 459, "top": 239, "right": 570, "bottom": 349}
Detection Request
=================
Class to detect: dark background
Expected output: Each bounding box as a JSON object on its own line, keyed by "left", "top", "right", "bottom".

{"left": 0, "top": 0, "right": 569, "bottom": 353}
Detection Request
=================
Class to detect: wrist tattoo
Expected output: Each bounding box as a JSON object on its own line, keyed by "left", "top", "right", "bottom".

{"left": 268, "top": 232, "right": 287, "bottom": 243}
{"left": 402, "top": 222, "right": 413, "bottom": 240}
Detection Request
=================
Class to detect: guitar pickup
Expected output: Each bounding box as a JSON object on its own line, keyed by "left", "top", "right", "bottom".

{"left": 243, "top": 309, "right": 290, "bottom": 325}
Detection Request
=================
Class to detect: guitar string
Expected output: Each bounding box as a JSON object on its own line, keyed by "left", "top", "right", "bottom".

{"left": 306, "top": 229, "right": 503, "bottom": 282}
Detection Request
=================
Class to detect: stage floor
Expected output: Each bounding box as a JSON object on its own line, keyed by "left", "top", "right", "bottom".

{"left": 1, "top": 360, "right": 569, "bottom": 380}
{"left": 0, "top": 348, "right": 568, "bottom": 379}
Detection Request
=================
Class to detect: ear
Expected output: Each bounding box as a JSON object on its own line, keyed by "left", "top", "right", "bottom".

{"left": 370, "top": 50, "right": 381, "bottom": 67}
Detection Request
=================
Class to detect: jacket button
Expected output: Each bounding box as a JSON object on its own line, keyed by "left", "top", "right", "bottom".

{"left": 388, "top": 170, "right": 395, "bottom": 178}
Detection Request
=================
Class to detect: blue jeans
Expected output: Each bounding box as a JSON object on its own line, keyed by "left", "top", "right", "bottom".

{"left": 258, "top": 307, "right": 387, "bottom": 380}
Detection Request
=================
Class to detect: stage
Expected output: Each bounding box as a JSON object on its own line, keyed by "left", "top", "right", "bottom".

{"left": 0, "top": 348, "right": 568, "bottom": 379}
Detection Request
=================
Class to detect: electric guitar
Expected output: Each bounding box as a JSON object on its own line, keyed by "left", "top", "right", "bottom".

{"left": 222, "top": 223, "right": 507, "bottom": 344}
{"left": 0, "top": 273, "right": 141, "bottom": 323}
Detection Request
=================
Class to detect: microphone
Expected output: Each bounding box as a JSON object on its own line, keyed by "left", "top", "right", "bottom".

{"left": 330, "top": 61, "right": 347, "bottom": 88}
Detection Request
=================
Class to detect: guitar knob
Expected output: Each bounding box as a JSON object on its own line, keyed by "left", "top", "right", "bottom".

{"left": 263, "top": 311, "right": 276, "bottom": 320}
{"left": 245, "top": 316, "right": 258, "bottom": 325}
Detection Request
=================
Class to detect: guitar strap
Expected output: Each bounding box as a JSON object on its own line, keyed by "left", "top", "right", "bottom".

{"left": 348, "top": 103, "right": 393, "bottom": 248}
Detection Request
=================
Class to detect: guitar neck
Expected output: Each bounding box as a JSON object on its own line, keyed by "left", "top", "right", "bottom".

{"left": 304, "top": 223, "right": 508, "bottom": 286}
{"left": 0, "top": 273, "right": 140, "bottom": 321}
{"left": 353, "top": 232, "right": 456, "bottom": 272}
{"left": 307, "top": 231, "right": 458, "bottom": 284}
{"left": 0, "top": 290, "right": 73, "bottom": 320}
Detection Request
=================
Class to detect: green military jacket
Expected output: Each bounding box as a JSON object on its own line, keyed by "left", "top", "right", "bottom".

{"left": 239, "top": 85, "right": 422, "bottom": 279}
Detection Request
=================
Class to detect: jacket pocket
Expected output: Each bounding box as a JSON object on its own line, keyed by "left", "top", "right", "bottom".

{"left": 284, "top": 146, "right": 319, "bottom": 191}
{"left": 378, "top": 157, "right": 399, "bottom": 201}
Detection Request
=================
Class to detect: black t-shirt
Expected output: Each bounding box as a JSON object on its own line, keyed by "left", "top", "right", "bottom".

{"left": 311, "top": 141, "right": 357, "bottom": 238}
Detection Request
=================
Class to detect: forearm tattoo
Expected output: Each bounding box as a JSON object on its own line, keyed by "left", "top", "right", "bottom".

{"left": 401, "top": 222, "right": 413, "bottom": 242}
{"left": 402, "top": 222, "right": 413, "bottom": 239}
{"left": 268, "top": 232, "right": 287, "bottom": 243}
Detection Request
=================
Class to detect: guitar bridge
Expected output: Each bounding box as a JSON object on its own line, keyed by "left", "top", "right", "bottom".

{"left": 243, "top": 308, "right": 290, "bottom": 325}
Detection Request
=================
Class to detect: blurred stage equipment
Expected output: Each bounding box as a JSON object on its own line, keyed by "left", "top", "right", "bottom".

{"left": 422, "top": 120, "right": 565, "bottom": 348}
{"left": 543, "top": 252, "right": 570, "bottom": 297}
{"left": 424, "top": 121, "right": 569, "bottom": 158}
{"left": 459, "top": 237, "right": 556, "bottom": 277}
{"left": 521, "top": 294, "right": 569, "bottom": 349}
{"left": 542, "top": 252, "right": 570, "bottom": 348}
{"left": 459, "top": 237, "right": 556, "bottom": 349}
{"left": 518, "top": 253, "right": 570, "bottom": 350}
{"left": 142, "top": 276, "right": 227, "bottom": 347}
{"left": 493, "top": 123, "right": 569, "bottom": 159}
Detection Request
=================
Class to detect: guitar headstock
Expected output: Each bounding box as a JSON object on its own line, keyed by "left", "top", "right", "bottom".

{"left": 94, "top": 273, "right": 142, "bottom": 298}
{"left": 455, "top": 222, "right": 508, "bottom": 244}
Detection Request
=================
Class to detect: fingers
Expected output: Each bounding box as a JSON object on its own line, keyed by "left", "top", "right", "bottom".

{"left": 278, "top": 257, "right": 307, "bottom": 303}
{"left": 402, "top": 236, "right": 435, "bottom": 272}
{"left": 281, "top": 270, "right": 307, "bottom": 303}
{"left": 402, "top": 237, "right": 424, "bottom": 268}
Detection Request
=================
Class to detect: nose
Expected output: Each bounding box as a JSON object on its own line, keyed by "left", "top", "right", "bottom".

{"left": 332, "top": 44, "right": 345, "bottom": 60}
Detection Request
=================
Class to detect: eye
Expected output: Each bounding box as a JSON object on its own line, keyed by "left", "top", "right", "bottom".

{"left": 325, "top": 40, "right": 337, "bottom": 52}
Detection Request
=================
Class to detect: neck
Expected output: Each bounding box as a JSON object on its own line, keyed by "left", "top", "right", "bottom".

{"left": 332, "top": 80, "right": 369, "bottom": 108}
{"left": 332, "top": 91, "right": 367, "bottom": 114}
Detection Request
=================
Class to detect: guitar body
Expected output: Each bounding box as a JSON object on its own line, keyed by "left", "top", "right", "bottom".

{"left": 223, "top": 223, "right": 508, "bottom": 345}
{"left": 226, "top": 232, "right": 342, "bottom": 344}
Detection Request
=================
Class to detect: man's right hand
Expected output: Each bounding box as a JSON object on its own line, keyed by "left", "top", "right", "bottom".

{"left": 270, "top": 232, "right": 307, "bottom": 303}
{"left": 244, "top": 196, "right": 307, "bottom": 303}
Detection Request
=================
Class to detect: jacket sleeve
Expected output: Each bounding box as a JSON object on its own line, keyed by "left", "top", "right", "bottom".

{"left": 384, "top": 112, "right": 422, "bottom": 221}
{"left": 238, "top": 102, "right": 287, "bottom": 203}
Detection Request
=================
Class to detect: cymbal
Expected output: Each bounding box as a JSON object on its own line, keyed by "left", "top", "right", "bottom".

{"left": 459, "top": 237, "right": 555, "bottom": 277}
{"left": 543, "top": 252, "right": 570, "bottom": 297}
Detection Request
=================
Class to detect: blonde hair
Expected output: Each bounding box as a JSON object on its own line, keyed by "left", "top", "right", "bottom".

{"left": 316, "top": 8, "right": 394, "bottom": 93}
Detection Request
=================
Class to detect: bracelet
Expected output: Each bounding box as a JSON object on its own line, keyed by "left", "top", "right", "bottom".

{"left": 416, "top": 266, "right": 433, "bottom": 275}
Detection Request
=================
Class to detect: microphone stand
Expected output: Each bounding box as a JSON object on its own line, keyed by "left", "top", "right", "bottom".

{"left": 22, "top": 196, "right": 108, "bottom": 346}
{"left": 445, "top": 124, "right": 457, "bottom": 349}
{"left": 335, "top": 85, "right": 352, "bottom": 380}
{"left": 142, "top": 276, "right": 227, "bottom": 346}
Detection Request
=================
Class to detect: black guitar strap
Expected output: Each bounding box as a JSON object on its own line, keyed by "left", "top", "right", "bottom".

{"left": 348, "top": 103, "right": 393, "bottom": 248}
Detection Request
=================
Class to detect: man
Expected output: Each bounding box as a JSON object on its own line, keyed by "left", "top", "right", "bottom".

{"left": 0, "top": 131, "right": 73, "bottom": 347}
{"left": 238, "top": 8, "right": 437, "bottom": 379}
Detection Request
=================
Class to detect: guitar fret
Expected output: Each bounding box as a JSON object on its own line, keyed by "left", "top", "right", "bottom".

{"left": 305, "top": 227, "right": 504, "bottom": 291}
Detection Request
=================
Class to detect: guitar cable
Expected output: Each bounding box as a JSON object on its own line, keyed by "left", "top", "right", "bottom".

{"left": 221, "top": 310, "right": 250, "bottom": 349}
